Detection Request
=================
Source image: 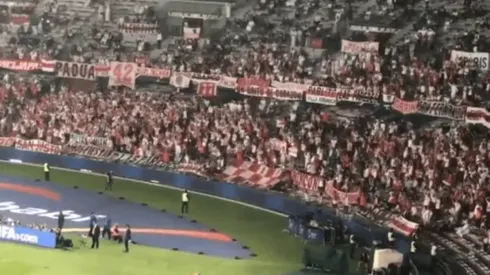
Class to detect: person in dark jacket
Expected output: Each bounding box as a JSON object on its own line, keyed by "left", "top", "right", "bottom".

{"left": 91, "top": 223, "right": 101, "bottom": 249}
{"left": 102, "top": 217, "right": 112, "bottom": 239}
{"left": 105, "top": 171, "right": 113, "bottom": 191}
{"left": 88, "top": 212, "right": 97, "bottom": 237}
{"left": 124, "top": 224, "right": 131, "bottom": 253}
{"left": 57, "top": 211, "right": 65, "bottom": 232}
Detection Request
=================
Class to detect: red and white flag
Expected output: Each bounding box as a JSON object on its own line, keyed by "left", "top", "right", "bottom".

{"left": 197, "top": 82, "right": 217, "bottom": 97}
{"left": 389, "top": 215, "right": 419, "bottom": 236}
{"left": 41, "top": 60, "right": 56, "bottom": 72}
{"left": 465, "top": 107, "right": 490, "bottom": 129}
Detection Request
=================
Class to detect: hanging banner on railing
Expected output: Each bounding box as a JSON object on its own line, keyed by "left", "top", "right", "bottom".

{"left": 197, "top": 82, "right": 217, "bottom": 97}
{"left": 305, "top": 86, "right": 337, "bottom": 105}
{"left": 325, "top": 181, "right": 360, "bottom": 205}
{"left": 169, "top": 73, "right": 191, "bottom": 88}
{"left": 391, "top": 98, "right": 419, "bottom": 114}
{"left": 465, "top": 107, "right": 490, "bottom": 128}
{"left": 183, "top": 27, "right": 201, "bottom": 39}
{"left": 14, "top": 139, "right": 62, "bottom": 155}
{"left": 450, "top": 50, "right": 489, "bottom": 70}
{"left": 341, "top": 40, "right": 379, "bottom": 54}
{"left": 55, "top": 61, "right": 96, "bottom": 81}
{"left": 188, "top": 73, "right": 236, "bottom": 89}
{"left": 336, "top": 87, "right": 379, "bottom": 104}
{"left": 236, "top": 77, "right": 270, "bottom": 97}
{"left": 118, "top": 22, "right": 159, "bottom": 33}
{"left": 0, "top": 60, "right": 40, "bottom": 71}
{"left": 290, "top": 170, "right": 324, "bottom": 192}
{"left": 270, "top": 81, "right": 308, "bottom": 101}
{"left": 39, "top": 59, "right": 170, "bottom": 79}
{"left": 417, "top": 101, "right": 466, "bottom": 120}
{"left": 108, "top": 62, "right": 138, "bottom": 89}
{"left": 389, "top": 216, "right": 419, "bottom": 236}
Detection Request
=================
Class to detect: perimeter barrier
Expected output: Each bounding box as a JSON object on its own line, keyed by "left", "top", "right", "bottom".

{"left": 0, "top": 224, "right": 56, "bottom": 248}
{"left": 0, "top": 147, "right": 414, "bottom": 253}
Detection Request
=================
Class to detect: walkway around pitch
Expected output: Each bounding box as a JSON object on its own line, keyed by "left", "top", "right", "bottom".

{"left": 0, "top": 175, "right": 253, "bottom": 259}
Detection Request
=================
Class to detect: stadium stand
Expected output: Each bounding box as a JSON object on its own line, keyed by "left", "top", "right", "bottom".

{"left": 1, "top": 0, "right": 490, "bottom": 274}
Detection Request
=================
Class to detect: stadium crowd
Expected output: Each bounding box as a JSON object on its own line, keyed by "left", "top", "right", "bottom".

{"left": 0, "top": 215, "right": 50, "bottom": 232}
{"left": 1, "top": 0, "right": 490, "bottom": 257}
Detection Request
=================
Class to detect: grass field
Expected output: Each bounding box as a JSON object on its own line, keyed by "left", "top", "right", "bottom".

{"left": 0, "top": 162, "right": 360, "bottom": 275}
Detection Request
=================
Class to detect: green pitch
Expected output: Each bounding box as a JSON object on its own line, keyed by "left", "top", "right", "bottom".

{"left": 0, "top": 162, "right": 361, "bottom": 275}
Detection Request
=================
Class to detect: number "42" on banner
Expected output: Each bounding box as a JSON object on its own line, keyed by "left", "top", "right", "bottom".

{"left": 108, "top": 62, "right": 138, "bottom": 89}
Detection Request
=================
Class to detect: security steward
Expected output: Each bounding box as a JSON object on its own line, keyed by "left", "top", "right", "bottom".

{"left": 57, "top": 211, "right": 65, "bottom": 232}
{"left": 349, "top": 233, "right": 356, "bottom": 259}
{"left": 102, "top": 217, "right": 112, "bottom": 239}
{"left": 44, "top": 163, "right": 50, "bottom": 181}
{"left": 181, "top": 190, "right": 190, "bottom": 214}
{"left": 388, "top": 228, "right": 395, "bottom": 248}
{"left": 430, "top": 245, "right": 437, "bottom": 269}
{"left": 105, "top": 171, "right": 113, "bottom": 191}
{"left": 124, "top": 224, "right": 131, "bottom": 253}
{"left": 88, "top": 212, "right": 97, "bottom": 237}
{"left": 91, "top": 223, "right": 101, "bottom": 249}
{"left": 358, "top": 251, "right": 369, "bottom": 273}
{"left": 410, "top": 239, "right": 417, "bottom": 255}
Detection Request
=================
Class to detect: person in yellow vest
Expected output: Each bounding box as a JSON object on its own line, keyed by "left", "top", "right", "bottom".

{"left": 388, "top": 228, "right": 395, "bottom": 248}
{"left": 181, "top": 190, "right": 190, "bottom": 214}
{"left": 430, "top": 244, "right": 437, "bottom": 269}
{"left": 44, "top": 163, "right": 50, "bottom": 181}
{"left": 349, "top": 234, "right": 356, "bottom": 259}
{"left": 410, "top": 240, "right": 417, "bottom": 254}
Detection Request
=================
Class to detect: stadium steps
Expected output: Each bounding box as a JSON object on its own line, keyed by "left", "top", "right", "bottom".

{"left": 453, "top": 233, "right": 490, "bottom": 268}
{"left": 57, "top": 0, "right": 97, "bottom": 18}
{"left": 424, "top": 239, "right": 472, "bottom": 275}
{"left": 429, "top": 234, "right": 481, "bottom": 273}
{"left": 97, "top": 21, "right": 119, "bottom": 32}
{"left": 33, "top": 0, "right": 53, "bottom": 16}
{"left": 135, "top": 0, "right": 160, "bottom": 6}
{"left": 431, "top": 233, "right": 490, "bottom": 275}
{"left": 110, "top": 1, "right": 139, "bottom": 20}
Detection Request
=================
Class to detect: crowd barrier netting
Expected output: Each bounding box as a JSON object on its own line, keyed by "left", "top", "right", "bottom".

{"left": 0, "top": 147, "right": 412, "bottom": 254}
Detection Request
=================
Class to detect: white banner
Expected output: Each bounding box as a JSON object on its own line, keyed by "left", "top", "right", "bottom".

{"left": 341, "top": 40, "right": 379, "bottom": 54}
{"left": 219, "top": 76, "right": 237, "bottom": 89}
{"left": 55, "top": 61, "right": 96, "bottom": 80}
{"left": 372, "top": 249, "right": 403, "bottom": 271}
{"left": 305, "top": 86, "right": 337, "bottom": 105}
{"left": 169, "top": 73, "right": 191, "bottom": 88}
{"left": 183, "top": 27, "right": 200, "bottom": 39}
{"left": 108, "top": 62, "right": 138, "bottom": 89}
{"left": 118, "top": 22, "right": 158, "bottom": 33}
{"left": 270, "top": 81, "right": 308, "bottom": 101}
{"left": 450, "top": 50, "right": 489, "bottom": 70}
{"left": 349, "top": 25, "right": 397, "bottom": 33}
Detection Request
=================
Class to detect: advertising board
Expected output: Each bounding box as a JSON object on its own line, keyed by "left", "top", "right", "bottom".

{"left": 0, "top": 224, "right": 56, "bottom": 248}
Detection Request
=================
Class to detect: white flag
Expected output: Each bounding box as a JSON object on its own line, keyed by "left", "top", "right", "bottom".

{"left": 169, "top": 73, "right": 191, "bottom": 89}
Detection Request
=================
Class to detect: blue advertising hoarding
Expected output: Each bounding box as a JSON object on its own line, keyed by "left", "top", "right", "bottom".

{"left": 0, "top": 147, "right": 410, "bottom": 253}
{"left": 0, "top": 225, "right": 56, "bottom": 248}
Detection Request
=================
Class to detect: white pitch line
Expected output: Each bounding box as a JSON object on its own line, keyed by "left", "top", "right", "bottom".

{"left": 0, "top": 160, "right": 288, "bottom": 218}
